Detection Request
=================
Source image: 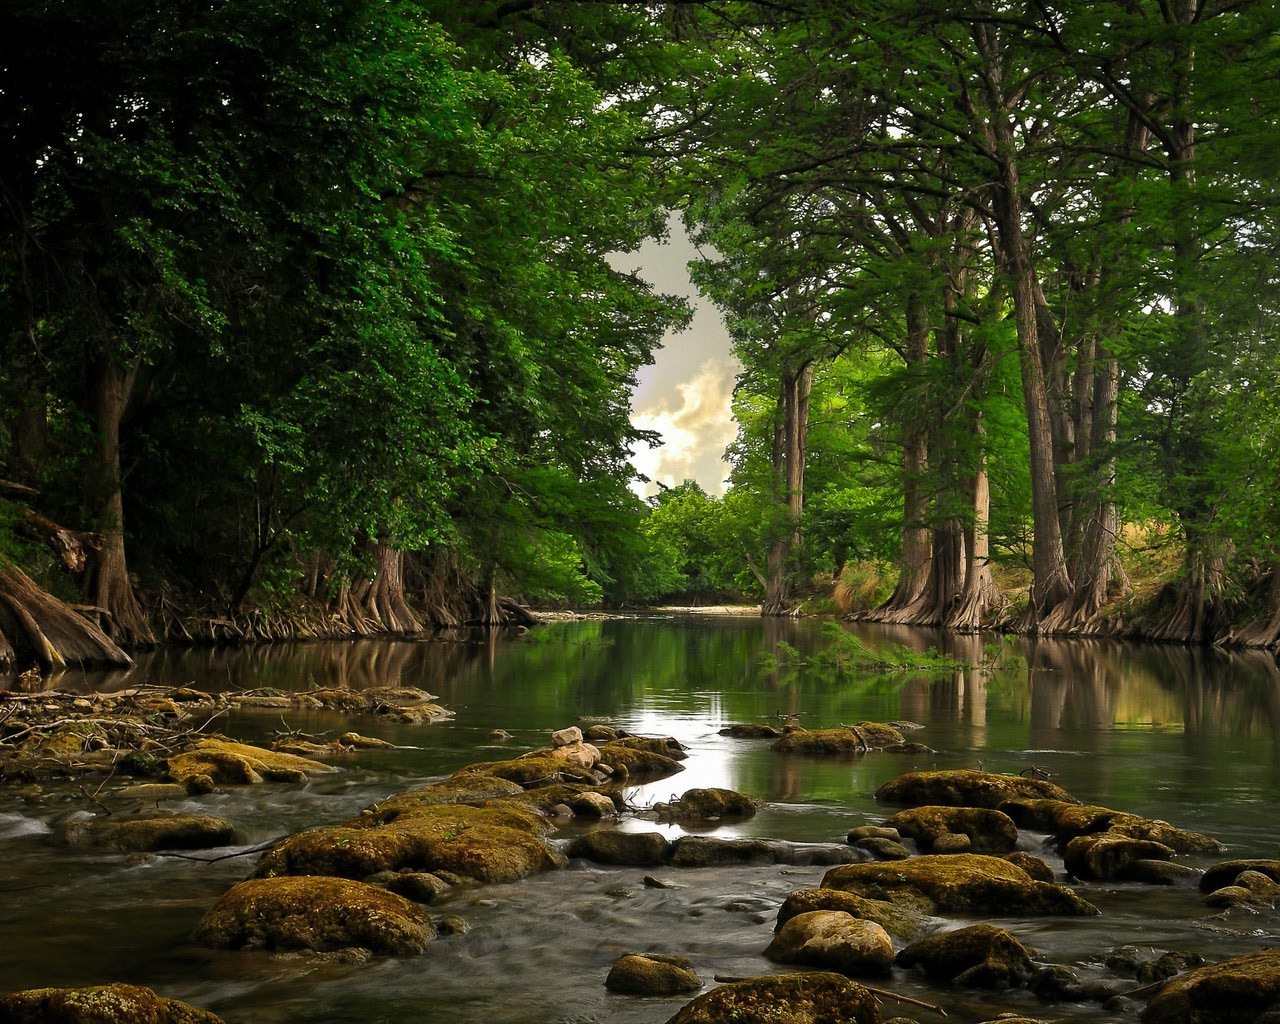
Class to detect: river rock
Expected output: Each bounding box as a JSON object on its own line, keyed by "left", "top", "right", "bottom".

{"left": 194, "top": 876, "right": 432, "bottom": 954}
{"left": 365, "top": 870, "right": 450, "bottom": 903}
{"left": 1000, "top": 798, "right": 1222, "bottom": 853}
{"left": 391, "top": 703, "right": 452, "bottom": 724}
{"left": 524, "top": 740, "right": 602, "bottom": 769}
{"left": 56, "top": 813, "right": 235, "bottom": 852}
{"left": 339, "top": 732, "right": 394, "bottom": 749}
{"left": 877, "top": 770, "right": 1077, "bottom": 809}
{"left": 933, "top": 832, "right": 972, "bottom": 853}
{"left": 1142, "top": 949, "right": 1280, "bottom": 1024}
{"left": 896, "top": 923, "right": 1034, "bottom": 988}
{"left": 605, "top": 953, "right": 702, "bottom": 995}
{"left": 165, "top": 739, "right": 337, "bottom": 788}
{"left": 765, "top": 911, "right": 895, "bottom": 976}
{"left": 453, "top": 755, "right": 603, "bottom": 788}
{"left": 820, "top": 854, "right": 1099, "bottom": 916}
{"left": 775, "top": 887, "right": 924, "bottom": 940}
{"left": 853, "top": 837, "right": 911, "bottom": 860}
{"left": 114, "top": 782, "right": 190, "bottom": 803}
{"left": 1199, "top": 859, "right": 1280, "bottom": 895}
{"left": 848, "top": 825, "right": 901, "bottom": 842}
{"left": 655, "top": 788, "right": 762, "bottom": 822}
{"left": 584, "top": 725, "right": 620, "bottom": 742}
{"left": 254, "top": 803, "right": 563, "bottom": 884}
{"left": 570, "top": 791, "right": 617, "bottom": 818}
{"left": 1003, "top": 852, "right": 1055, "bottom": 882}
{"left": 670, "top": 837, "right": 858, "bottom": 868}
{"left": 604, "top": 735, "right": 688, "bottom": 760}
{"left": 1138, "top": 951, "right": 1205, "bottom": 984}
{"left": 0, "top": 983, "right": 224, "bottom": 1024}
{"left": 719, "top": 724, "right": 782, "bottom": 739}
{"left": 552, "top": 726, "right": 583, "bottom": 747}
{"left": 772, "top": 723, "right": 905, "bottom": 755}
{"left": 357, "top": 774, "right": 527, "bottom": 824}
{"left": 1122, "top": 859, "right": 1202, "bottom": 886}
{"left": 1064, "top": 832, "right": 1174, "bottom": 880}
{"left": 665, "top": 973, "right": 879, "bottom": 1024}
{"left": 593, "top": 744, "right": 684, "bottom": 778}
{"left": 568, "top": 830, "right": 671, "bottom": 866}
{"left": 884, "top": 805, "right": 1019, "bottom": 854}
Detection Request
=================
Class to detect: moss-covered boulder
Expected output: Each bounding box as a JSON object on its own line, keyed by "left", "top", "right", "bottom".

{"left": 1064, "top": 832, "right": 1174, "bottom": 881}
{"left": 670, "top": 837, "right": 857, "bottom": 869}
{"left": 765, "top": 911, "right": 895, "bottom": 976}
{"left": 166, "top": 739, "right": 336, "bottom": 787}
{"left": 254, "top": 804, "right": 561, "bottom": 884}
{"left": 999, "top": 798, "right": 1222, "bottom": 854}
{"left": 775, "top": 888, "right": 925, "bottom": 941}
{"left": 56, "top": 813, "right": 235, "bottom": 852}
{"left": 820, "top": 854, "right": 1099, "bottom": 917}
{"left": 883, "top": 806, "right": 1019, "bottom": 854}
{"left": 853, "top": 837, "right": 911, "bottom": 861}
{"left": 356, "top": 775, "right": 527, "bottom": 824}
{"left": 877, "top": 770, "right": 1077, "bottom": 809}
{"left": 1199, "top": 860, "right": 1280, "bottom": 894}
{"left": 1003, "top": 853, "right": 1055, "bottom": 882}
{"left": 719, "top": 724, "right": 781, "bottom": 739}
{"left": 194, "top": 876, "right": 432, "bottom": 954}
{"left": 603, "top": 735, "right": 688, "bottom": 760}
{"left": 0, "top": 983, "right": 223, "bottom": 1024}
{"left": 655, "top": 788, "right": 762, "bottom": 822}
{"left": 605, "top": 953, "right": 703, "bottom": 995}
{"left": 593, "top": 744, "right": 684, "bottom": 778}
{"left": 1142, "top": 950, "right": 1280, "bottom": 1024}
{"left": 772, "top": 724, "right": 905, "bottom": 756}
{"left": 453, "top": 756, "right": 602, "bottom": 788}
{"left": 568, "top": 830, "right": 672, "bottom": 867}
{"left": 896, "top": 924, "right": 1034, "bottom": 989}
{"left": 664, "top": 973, "right": 880, "bottom": 1024}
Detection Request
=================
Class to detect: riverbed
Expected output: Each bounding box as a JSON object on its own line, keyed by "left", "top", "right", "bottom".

{"left": 2, "top": 615, "right": 1279, "bottom": 1023}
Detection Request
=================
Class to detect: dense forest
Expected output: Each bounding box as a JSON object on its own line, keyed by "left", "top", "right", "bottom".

{"left": 3, "top": 0, "right": 1279, "bottom": 670}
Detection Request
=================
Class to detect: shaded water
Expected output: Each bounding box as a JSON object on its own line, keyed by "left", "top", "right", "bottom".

{"left": 3, "top": 615, "right": 1280, "bottom": 1023}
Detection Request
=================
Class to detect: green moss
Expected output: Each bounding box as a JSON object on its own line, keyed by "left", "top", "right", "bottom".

{"left": 884, "top": 805, "right": 1019, "bottom": 853}
{"left": 1143, "top": 949, "right": 1280, "bottom": 1024}
{"left": 166, "top": 739, "right": 336, "bottom": 786}
{"left": 876, "top": 770, "right": 1077, "bottom": 809}
{"left": 664, "top": 973, "right": 880, "bottom": 1024}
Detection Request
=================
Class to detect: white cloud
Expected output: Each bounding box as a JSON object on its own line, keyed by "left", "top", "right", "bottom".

{"left": 631, "top": 357, "right": 738, "bottom": 497}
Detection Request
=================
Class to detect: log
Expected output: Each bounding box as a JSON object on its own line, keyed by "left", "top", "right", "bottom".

{"left": 19, "top": 510, "right": 103, "bottom": 574}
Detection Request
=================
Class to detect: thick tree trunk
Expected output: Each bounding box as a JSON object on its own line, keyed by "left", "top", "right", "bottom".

{"left": 82, "top": 355, "right": 154, "bottom": 645}
{"left": 0, "top": 562, "right": 132, "bottom": 673}
{"left": 1142, "top": 537, "right": 1230, "bottom": 644}
{"left": 946, "top": 424, "right": 1006, "bottom": 631}
{"left": 357, "top": 541, "right": 422, "bottom": 634}
{"left": 1228, "top": 564, "right": 1280, "bottom": 648}
{"left": 762, "top": 363, "right": 812, "bottom": 618}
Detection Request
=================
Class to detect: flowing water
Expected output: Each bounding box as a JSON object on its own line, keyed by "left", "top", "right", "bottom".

{"left": 3, "top": 615, "right": 1280, "bottom": 1024}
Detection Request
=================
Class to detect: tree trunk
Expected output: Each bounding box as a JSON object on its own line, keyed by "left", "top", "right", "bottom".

{"left": 762, "top": 362, "right": 813, "bottom": 617}
{"left": 1228, "top": 563, "right": 1280, "bottom": 648}
{"left": 1142, "top": 537, "right": 1230, "bottom": 644}
{"left": 82, "top": 355, "right": 154, "bottom": 646}
{"left": 946, "top": 420, "right": 1006, "bottom": 630}
{"left": 359, "top": 541, "right": 422, "bottom": 634}
{"left": 0, "top": 562, "right": 132, "bottom": 673}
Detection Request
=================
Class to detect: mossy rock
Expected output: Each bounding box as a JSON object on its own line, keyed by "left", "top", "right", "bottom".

{"left": 593, "top": 744, "right": 685, "bottom": 778}
{"left": 56, "top": 814, "right": 235, "bottom": 853}
{"left": 1064, "top": 832, "right": 1174, "bottom": 881}
{"left": 670, "top": 837, "right": 856, "bottom": 869}
{"left": 1003, "top": 852, "right": 1055, "bottom": 883}
{"left": 1000, "top": 798, "right": 1221, "bottom": 853}
{"left": 493, "top": 784, "right": 623, "bottom": 816}
{"left": 883, "top": 806, "right": 1019, "bottom": 854}
{"left": 356, "top": 775, "right": 526, "bottom": 824}
{"left": 664, "top": 972, "right": 880, "bottom": 1024}
{"left": 775, "top": 888, "right": 926, "bottom": 941}
{"left": 820, "top": 854, "right": 1099, "bottom": 917}
{"left": 254, "top": 804, "right": 561, "bottom": 884}
{"left": 765, "top": 911, "right": 895, "bottom": 976}
{"left": 0, "top": 983, "right": 223, "bottom": 1024}
{"left": 662, "top": 788, "right": 762, "bottom": 821}
{"left": 896, "top": 923, "right": 1034, "bottom": 989}
{"left": 605, "top": 953, "right": 703, "bottom": 995}
{"left": 772, "top": 724, "right": 905, "bottom": 756}
{"left": 1200, "top": 859, "right": 1280, "bottom": 894}
{"left": 390, "top": 703, "right": 451, "bottom": 724}
{"left": 854, "top": 837, "right": 912, "bottom": 861}
{"left": 455, "top": 756, "right": 602, "bottom": 788}
{"left": 568, "top": 830, "right": 671, "bottom": 867}
{"left": 719, "top": 724, "right": 781, "bottom": 739}
{"left": 603, "top": 735, "right": 688, "bottom": 760}
{"left": 1142, "top": 949, "right": 1280, "bottom": 1024}
{"left": 877, "top": 770, "right": 1077, "bottom": 809}
{"left": 193, "top": 876, "right": 432, "bottom": 954}
{"left": 166, "top": 739, "right": 336, "bottom": 787}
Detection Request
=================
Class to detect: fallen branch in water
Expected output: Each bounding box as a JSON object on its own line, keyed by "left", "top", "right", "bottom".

{"left": 710, "top": 976, "right": 947, "bottom": 1016}
{"left": 155, "top": 837, "right": 283, "bottom": 863}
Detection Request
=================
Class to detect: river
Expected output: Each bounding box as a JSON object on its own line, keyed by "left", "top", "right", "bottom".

{"left": 2, "top": 615, "right": 1278, "bottom": 1023}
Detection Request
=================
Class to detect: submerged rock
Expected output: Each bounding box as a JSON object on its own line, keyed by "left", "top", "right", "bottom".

{"left": 56, "top": 813, "right": 235, "bottom": 852}
{"left": 165, "top": 739, "right": 337, "bottom": 788}
{"left": 765, "top": 911, "right": 895, "bottom": 976}
{"left": 896, "top": 924, "right": 1035, "bottom": 989}
{"left": 820, "top": 854, "right": 1099, "bottom": 917}
{"left": 853, "top": 836, "right": 911, "bottom": 861}
{"left": 1142, "top": 949, "right": 1280, "bottom": 1024}
{"left": 877, "top": 770, "right": 1077, "bottom": 809}
{"left": 0, "top": 983, "right": 224, "bottom": 1024}
{"left": 653, "top": 788, "right": 762, "bottom": 822}
{"left": 999, "top": 798, "right": 1222, "bottom": 853}
{"left": 568, "top": 831, "right": 671, "bottom": 867}
{"left": 605, "top": 953, "right": 702, "bottom": 995}
{"left": 775, "top": 887, "right": 925, "bottom": 941}
{"left": 772, "top": 723, "right": 905, "bottom": 756}
{"left": 339, "top": 732, "right": 394, "bottom": 749}
{"left": 670, "top": 837, "right": 857, "bottom": 868}
{"left": 847, "top": 826, "right": 901, "bottom": 842}
{"left": 719, "top": 724, "right": 782, "bottom": 739}
{"left": 883, "top": 805, "right": 1019, "bottom": 854}
{"left": 194, "top": 876, "right": 433, "bottom": 954}
{"left": 664, "top": 973, "right": 880, "bottom": 1024}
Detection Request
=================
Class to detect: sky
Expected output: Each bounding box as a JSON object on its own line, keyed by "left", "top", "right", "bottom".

{"left": 612, "top": 216, "right": 739, "bottom": 497}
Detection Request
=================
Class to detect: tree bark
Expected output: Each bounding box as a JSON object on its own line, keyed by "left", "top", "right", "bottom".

{"left": 82, "top": 355, "right": 154, "bottom": 645}
{"left": 762, "top": 362, "right": 813, "bottom": 617}
{"left": 946, "top": 419, "right": 1006, "bottom": 630}
{"left": 0, "top": 562, "right": 132, "bottom": 673}
{"left": 357, "top": 541, "right": 422, "bottom": 634}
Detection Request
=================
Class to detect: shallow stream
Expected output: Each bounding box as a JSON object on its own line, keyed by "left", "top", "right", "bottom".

{"left": 3, "top": 615, "right": 1279, "bottom": 1023}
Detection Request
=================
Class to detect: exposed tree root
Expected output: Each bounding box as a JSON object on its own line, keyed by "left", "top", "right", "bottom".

{"left": 0, "top": 563, "right": 132, "bottom": 673}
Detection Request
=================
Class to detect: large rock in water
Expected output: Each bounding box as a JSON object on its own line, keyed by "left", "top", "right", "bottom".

{"left": 999, "top": 798, "right": 1222, "bottom": 853}
{"left": 605, "top": 953, "right": 702, "bottom": 995}
{"left": 1063, "top": 832, "right": 1174, "bottom": 881}
{"left": 1142, "top": 949, "right": 1280, "bottom": 1024}
{"left": 775, "top": 888, "right": 925, "bottom": 941}
{"left": 166, "top": 739, "right": 337, "bottom": 787}
{"left": 820, "top": 854, "right": 1099, "bottom": 916}
{"left": 594, "top": 743, "right": 685, "bottom": 778}
{"left": 603, "top": 735, "right": 689, "bottom": 760}
{"left": 664, "top": 973, "right": 880, "bottom": 1024}
{"left": 765, "top": 911, "right": 895, "bottom": 976}
{"left": 876, "top": 770, "right": 1077, "bottom": 809}
{"left": 772, "top": 723, "right": 905, "bottom": 755}
{"left": 896, "top": 924, "right": 1035, "bottom": 989}
{"left": 1199, "top": 859, "right": 1280, "bottom": 894}
{"left": 568, "top": 830, "right": 671, "bottom": 867}
{"left": 669, "top": 837, "right": 858, "bottom": 868}
{"left": 883, "top": 805, "right": 1019, "bottom": 854}
{"left": 0, "top": 984, "right": 224, "bottom": 1024}
{"left": 56, "top": 813, "right": 235, "bottom": 852}
{"left": 654, "top": 788, "right": 762, "bottom": 822}
{"left": 193, "top": 876, "right": 433, "bottom": 954}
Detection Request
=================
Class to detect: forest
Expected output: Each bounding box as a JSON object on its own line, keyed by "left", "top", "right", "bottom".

{"left": 3, "top": 0, "right": 1280, "bottom": 671}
